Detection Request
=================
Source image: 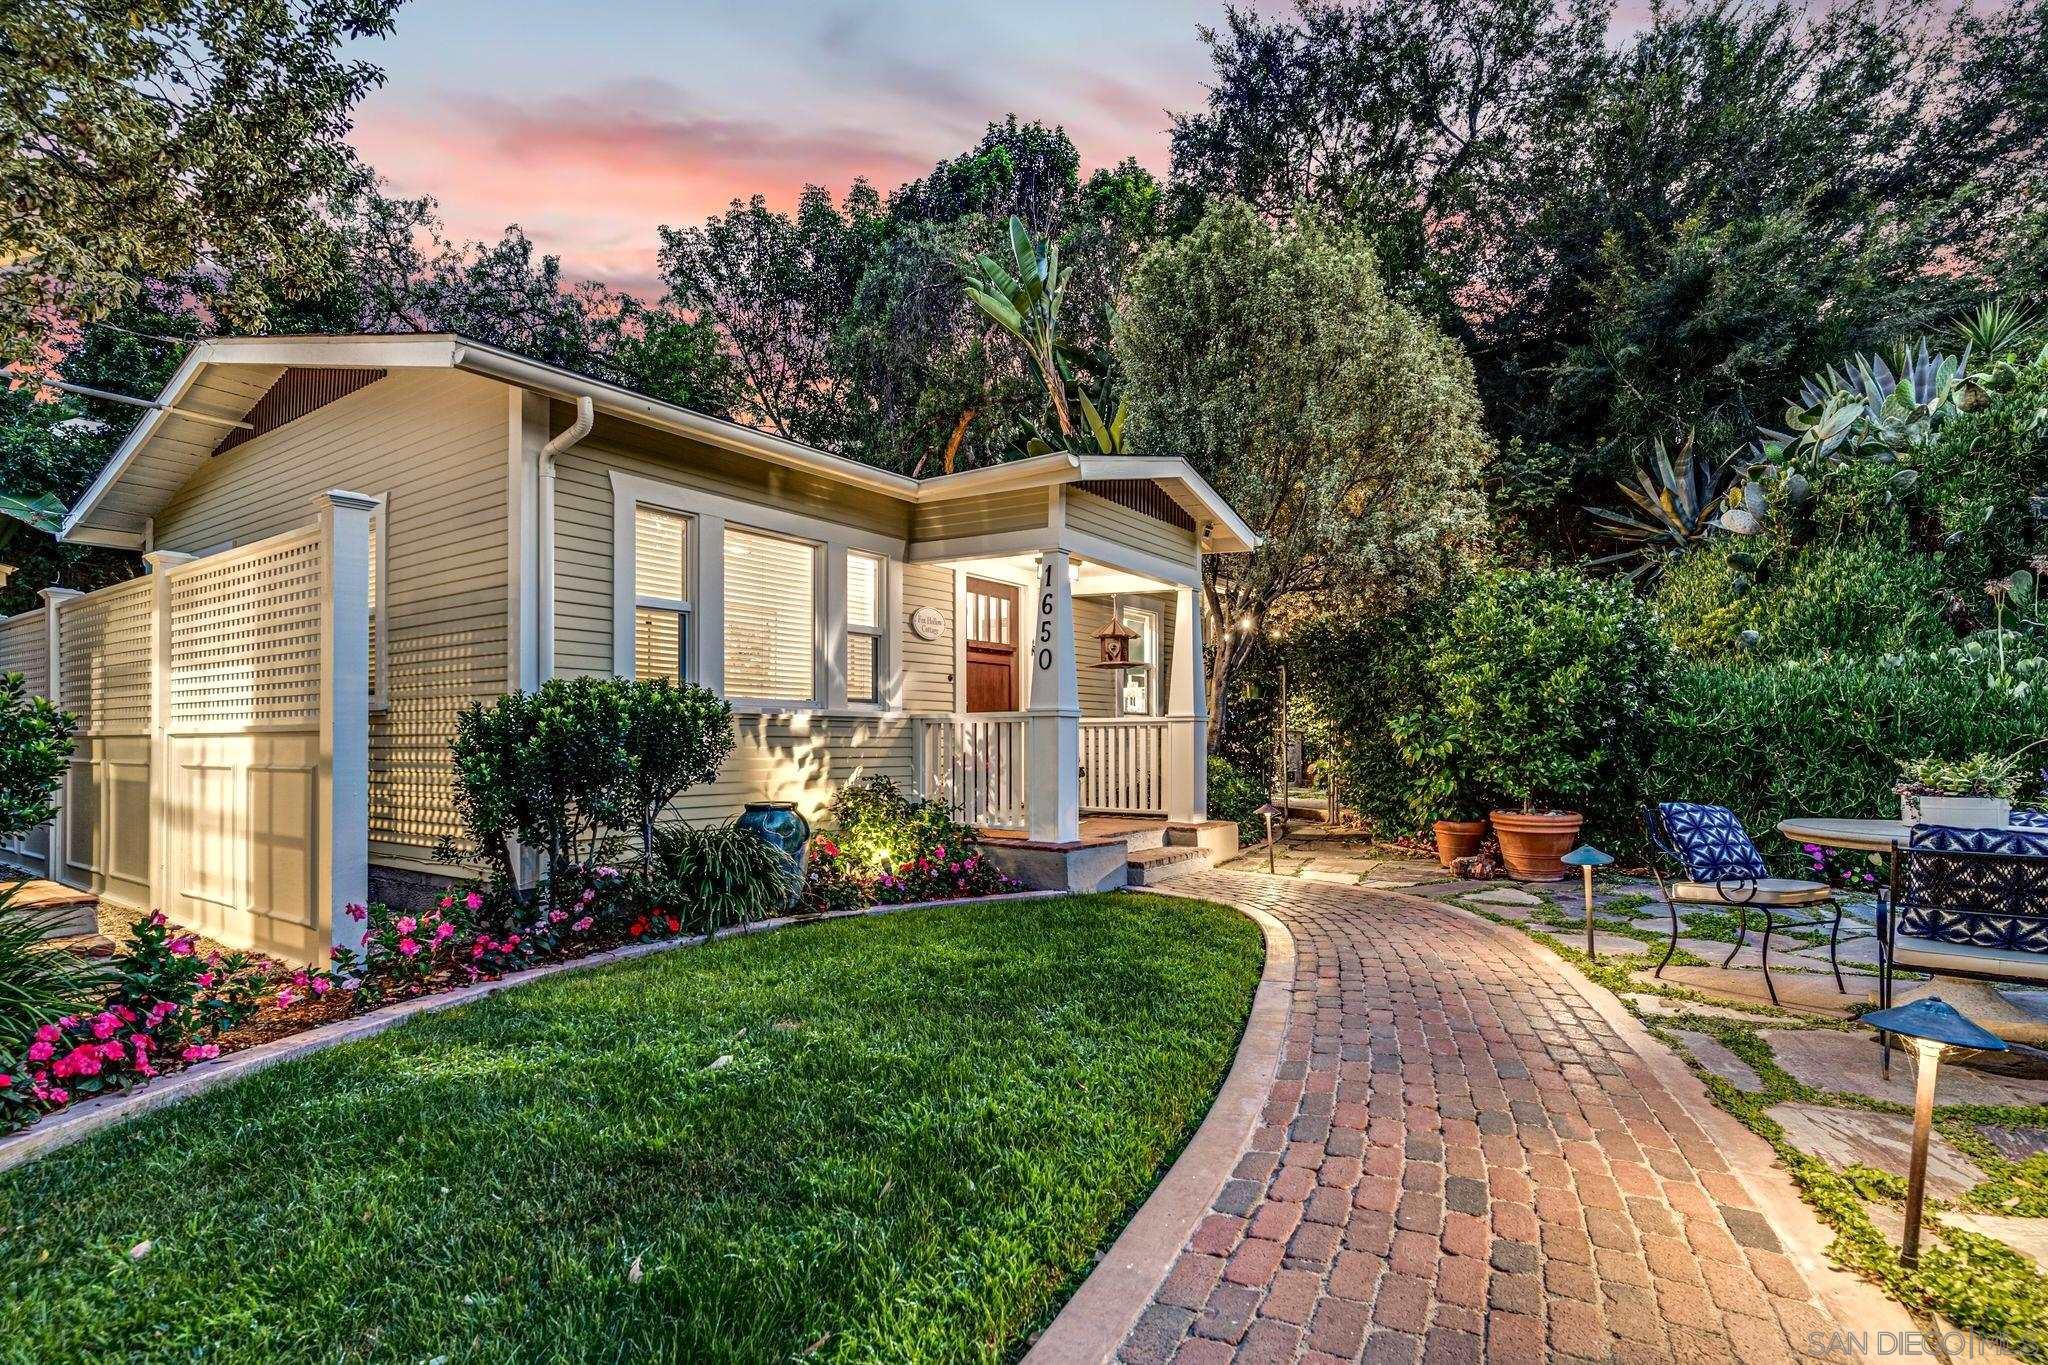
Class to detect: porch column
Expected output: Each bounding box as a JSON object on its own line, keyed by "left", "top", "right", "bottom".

{"left": 318, "top": 491, "right": 375, "bottom": 960}
{"left": 143, "top": 550, "right": 194, "bottom": 916}
{"left": 1026, "top": 549, "right": 1081, "bottom": 843}
{"left": 1166, "top": 584, "right": 1208, "bottom": 822}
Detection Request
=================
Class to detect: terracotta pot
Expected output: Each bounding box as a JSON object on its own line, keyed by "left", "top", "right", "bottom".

{"left": 1489, "top": 810, "right": 1584, "bottom": 881}
{"left": 1432, "top": 818, "right": 1487, "bottom": 868}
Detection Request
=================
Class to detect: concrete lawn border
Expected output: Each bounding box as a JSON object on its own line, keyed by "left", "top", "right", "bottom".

{"left": 0, "top": 888, "right": 1067, "bottom": 1176}
{"left": 1026, "top": 889, "right": 1296, "bottom": 1364}
{"left": 1412, "top": 886, "right": 1924, "bottom": 1343}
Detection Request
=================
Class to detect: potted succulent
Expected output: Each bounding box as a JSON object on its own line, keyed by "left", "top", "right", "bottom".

{"left": 1895, "top": 749, "right": 2037, "bottom": 827}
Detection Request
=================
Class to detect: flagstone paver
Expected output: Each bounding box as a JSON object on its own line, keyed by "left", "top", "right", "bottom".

{"left": 1120, "top": 872, "right": 1880, "bottom": 1364}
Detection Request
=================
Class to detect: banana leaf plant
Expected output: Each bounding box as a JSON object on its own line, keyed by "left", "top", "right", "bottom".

{"left": 0, "top": 490, "right": 65, "bottom": 559}
{"left": 961, "top": 216, "right": 1074, "bottom": 440}
{"left": 1584, "top": 434, "right": 1737, "bottom": 579}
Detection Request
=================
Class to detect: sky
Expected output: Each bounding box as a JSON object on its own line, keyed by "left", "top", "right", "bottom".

{"left": 343, "top": 0, "right": 1233, "bottom": 297}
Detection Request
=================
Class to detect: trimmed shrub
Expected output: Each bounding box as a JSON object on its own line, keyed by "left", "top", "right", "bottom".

{"left": 1651, "top": 654, "right": 2048, "bottom": 836}
{"left": 1408, "top": 569, "right": 1669, "bottom": 828}
{"left": 816, "top": 777, "right": 1017, "bottom": 904}
{"left": 1290, "top": 603, "right": 1448, "bottom": 835}
{"left": 1206, "top": 755, "right": 1269, "bottom": 844}
{"left": 1658, "top": 540, "right": 1950, "bottom": 661}
{"left": 0, "top": 670, "right": 73, "bottom": 844}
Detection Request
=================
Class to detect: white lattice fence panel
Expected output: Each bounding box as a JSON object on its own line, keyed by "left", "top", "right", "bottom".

{"left": 167, "top": 529, "right": 324, "bottom": 731}
{"left": 59, "top": 579, "right": 154, "bottom": 735}
{"left": 0, "top": 609, "right": 47, "bottom": 696}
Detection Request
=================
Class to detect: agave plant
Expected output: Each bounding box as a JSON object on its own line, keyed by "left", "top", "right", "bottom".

{"left": 1952, "top": 299, "right": 2043, "bottom": 360}
{"left": 1584, "top": 434, "right": 1738, "bottom": 578}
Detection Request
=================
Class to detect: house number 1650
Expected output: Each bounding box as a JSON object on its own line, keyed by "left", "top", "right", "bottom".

{"left": 1036, "top": 562, "right": 1056, "bottom": 671}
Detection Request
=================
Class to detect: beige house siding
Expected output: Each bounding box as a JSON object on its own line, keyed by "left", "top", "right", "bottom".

{"left": 153, "top": 368, "right": 512, "bottom": 868}
{"left": 910, "top": 488, "right": 1048, "bottom": 542}
{"left": 1066, "top": 488, "right": 1199, "bottom": 567}
{"left": 1074, "top": 594, "right": 1177, "bottom": 718}
{"left": 551, "top": 429, "right": 955, "bottom": 826}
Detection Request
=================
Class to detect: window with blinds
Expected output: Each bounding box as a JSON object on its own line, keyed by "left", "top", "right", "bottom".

{"left": 846, "top": 550, "right": 883, "bottom": 705}
{"left": 724, "top": 526, "right": 815, "bottom": 701}
{"left": 634, "top": 506, "right": 692, "bottom": 683}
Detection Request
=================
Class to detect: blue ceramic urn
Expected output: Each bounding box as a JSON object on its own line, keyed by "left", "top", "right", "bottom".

{"left": 737, "top": 801, "right": 811, "bottom": 906}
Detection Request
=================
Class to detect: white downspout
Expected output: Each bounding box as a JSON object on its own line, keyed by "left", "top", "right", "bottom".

{"left": 537, "top": 396, "right": 594, "bottom": 684}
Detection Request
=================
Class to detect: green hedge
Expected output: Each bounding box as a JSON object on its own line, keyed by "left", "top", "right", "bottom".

{"left": 1650, "top": 654, "right": 2048, "bottom": 840}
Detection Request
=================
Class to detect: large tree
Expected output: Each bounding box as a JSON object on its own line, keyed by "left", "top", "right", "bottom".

{"left": 1, "top": 0, "right": 403, "bottom": 366}
{"left": 1115, "top": 199, "right": 1492, "bottom": 743}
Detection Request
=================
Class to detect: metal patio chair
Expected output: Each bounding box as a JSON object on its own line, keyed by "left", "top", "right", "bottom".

{"left": 1643, "top": 802, "right": 1842, "bottom": 1007}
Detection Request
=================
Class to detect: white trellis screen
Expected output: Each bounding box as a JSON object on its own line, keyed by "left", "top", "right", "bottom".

{"left": 0, "top": 608, "right": 52, "bottom": 872}
{"left": 0, "top": 490, "right": 372, "bottom": 964}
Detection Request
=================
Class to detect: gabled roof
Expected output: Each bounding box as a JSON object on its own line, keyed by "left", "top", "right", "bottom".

{"left": 60, "top": 333, "right": 1259, "bottom": 554}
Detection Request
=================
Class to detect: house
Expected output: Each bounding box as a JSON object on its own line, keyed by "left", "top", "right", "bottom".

{"left": 1, "top": 334, "right": 1256, "bottom": 963}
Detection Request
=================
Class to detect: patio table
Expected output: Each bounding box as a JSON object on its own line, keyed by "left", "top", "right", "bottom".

{"left": 1775, "top": 816, "right": 1909, "bottom": 854}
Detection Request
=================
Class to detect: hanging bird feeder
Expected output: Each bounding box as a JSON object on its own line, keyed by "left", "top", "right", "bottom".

{"left": 1093, "top": 615, "right": 1142, "bottom": 670}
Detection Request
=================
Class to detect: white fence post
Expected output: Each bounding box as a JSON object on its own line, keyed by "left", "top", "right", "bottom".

{"left": 1026, "top": 551, "right": 1081, "bottom": 843}
{"left": 142, "top": 551, "right": 192, "bottom": 914}
{"left": 40, "top": 588, "right": 80, "bottom": 883}
{"left": 319, "top": 491, "right": 375, "bottom": 960}
{"left": 1166, "top": 584, "right": 1208, "bottom": 823}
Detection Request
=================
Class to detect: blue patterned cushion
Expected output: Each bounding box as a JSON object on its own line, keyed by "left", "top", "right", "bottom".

{"left": 1657, "top": 803, "right": 1769, "bottom": 882}
{"left": 1899, "top": 824, "right": 2048, "bottom": 951}
{"left": 2011, "top": 808, "right": 2048, "bottom": 829}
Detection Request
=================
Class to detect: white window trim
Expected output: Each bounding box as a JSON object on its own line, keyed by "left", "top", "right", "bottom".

{"left": 843, "top": 548, "right": 888, "bottom": 711}
{"left": 609, "top": 470, "right": 907, "bottom": 714}
{"left": 631, "top": 505, "right": 694, "bottom": 684}
{"left": 367, "top": 493, "right": 389, "bottom": 712}
{"left": 1115, "top": 600, "right": 1163, "bottom": 718}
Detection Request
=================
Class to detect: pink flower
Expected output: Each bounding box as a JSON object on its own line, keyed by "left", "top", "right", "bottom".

{"left": 439, "top": 895, "right": 456, "bottom": 910}
{"left": 934, "top": 845, "right": 947, "bottom": 860}
{"left": 346, "top": 903, "right": 367, "bottom": 922}
{"left": 963, "top": 858, "right": 976, "bottom": 872}
{"left": 128, "top": 1032, "right": 151, "bottom": 1052}
{"left": 397, "top": 937, "right": 420, "bottom": 958}
{"left": 596, "top": 866, "right": 620, "bottom": 879}
{"left": 0, "top": 1073, "right": 11, "bottom": 1088}
{"left": 53, "top": 1045, "right": 102, "bottom": 1078}
{"left": 572, "top": 916, "right": 594, "bottom": 932}
{"left": 948, "top": 862, "right": 960, "bottom": 873}
{"left": 168, "top": 936, "right": 195, "bottom": 957}
{"left": 196, "top": 971, "right": 216, "bottom": 989}
{"left": 180, "top": 1043, "right": 220, "bottom": 1062}
{"left": 99, "top": 1038, "right": 126, "bottom": 1063}
{"left": 311, "top": 977, "right": 332, "bottom": 995}
{"left": 432, "top": 921, "right": 455, "bottom": 944}
{"left": 90, "top": 1011, "right": 121, "bottom": 1040}
{"left": 146, "top": 1000, "right": 177, "bottom": 1028}
{"left": 133, "top": 1055, "right": 155, "bottom": 1078}
{"left": 464, "top": 892, "right": 484, "bottom": 912}
{"left": 549, "top": 909, "right": 567, "bottom": 923}
{"left": 276, "top": 988, "right": 298, "bottom": 1009}
{"left": 290, "top": 970, "right": 310, "bottom": 989}
{"left": 114, "top": 1004, "right": 137, "bottom": 1023}
{"left": 34, "top": 1023, "right": 60, "bottom": 1045}
{"left": 146, "top": 911, "right": 167, "bottom": 928}
{"left": 26, "top": 1039, "right": 53, "bottom": 1063}
{"left": 394, "top": 915, "right": 417, "bottom": 936}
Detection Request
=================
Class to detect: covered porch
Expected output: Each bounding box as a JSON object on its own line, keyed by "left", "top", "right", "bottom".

{"left": 908, "top": 545, "right": 1210, "bottom": 847}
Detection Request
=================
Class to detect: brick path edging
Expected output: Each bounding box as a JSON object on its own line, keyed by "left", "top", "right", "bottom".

{"left": 0, "top": 889, "right": 1067, "bottom": 1175}
{"left": 1419, "top": 890, "right": 1919, "bottom": 1341}
{"left": 1028, "top": 895, "right": 1297, "bottom": 1364}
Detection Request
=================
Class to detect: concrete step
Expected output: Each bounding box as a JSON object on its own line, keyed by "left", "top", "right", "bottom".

{"left": 1121, "top": 825, "right": 1169, "bottom": 853}
{"left": 1126, "top": 845, "right": 1212, "bottom": 887}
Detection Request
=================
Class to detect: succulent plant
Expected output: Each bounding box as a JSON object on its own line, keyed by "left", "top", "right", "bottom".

{"left": 1583, "top": 433, "right": 1738, "bottom": 578}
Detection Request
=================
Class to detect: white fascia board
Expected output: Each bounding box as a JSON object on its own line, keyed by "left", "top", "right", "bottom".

{"left": 1075, "top": 455, "right": 1260, "bottom": 553}
{"left": 58, "top": 343, "right": 215, "bottom": 543}
{"left": 194, "top": 334, "right": 465, "bottom": 369}
{"left": 910, "top": 451, "right": 1080, "bottom": 502}
{"left": 455, "top": 341, "right": 921, "bottom": 500}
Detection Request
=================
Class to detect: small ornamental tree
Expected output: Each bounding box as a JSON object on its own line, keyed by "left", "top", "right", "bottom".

{"left": 0, "top": 671, "right": 74, "bottom": 844}
{"left": 621, "top": 680, "right": 735, "bottom": 857}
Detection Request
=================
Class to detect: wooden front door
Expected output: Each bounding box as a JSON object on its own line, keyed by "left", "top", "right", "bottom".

{"left": 964, "top": 577, "right": 1018, "bottom": 712}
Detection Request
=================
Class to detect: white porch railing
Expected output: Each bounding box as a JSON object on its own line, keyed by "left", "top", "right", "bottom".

{"left": 916, "top": 714, "right": 1029, "bottom": 830}
{"left": 1080, "top": 718, "right": 1168, "bottom": 815}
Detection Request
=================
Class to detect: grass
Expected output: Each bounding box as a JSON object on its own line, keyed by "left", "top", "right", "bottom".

{"left": 0, "top": 893, "right": 1263, "bottom": 1363}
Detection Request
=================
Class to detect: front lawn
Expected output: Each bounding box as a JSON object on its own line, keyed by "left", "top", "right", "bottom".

{"left": 0, "top": 894, "right": 1261, "bottom": 1362}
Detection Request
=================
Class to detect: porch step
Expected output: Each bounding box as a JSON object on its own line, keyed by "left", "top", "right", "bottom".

{"left": 1125, "top": 845, "right": 1212, "bottom": 887}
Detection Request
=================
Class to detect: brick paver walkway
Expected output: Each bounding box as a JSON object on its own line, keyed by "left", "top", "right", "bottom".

{"left": 1121, "top": 873, "right": 1845, "bottom": 1365}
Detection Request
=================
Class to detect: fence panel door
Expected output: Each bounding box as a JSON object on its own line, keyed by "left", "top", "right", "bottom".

{"left": 162, "top": 529, "right": 327, "bottom": 961}
{"left": 0, "top": 609, "right": 51, "bottom": 873}
{"left": 58, "top": 582, "right": 156, "bottom": 905}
